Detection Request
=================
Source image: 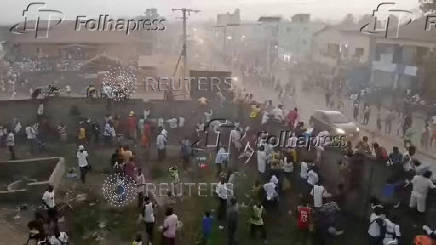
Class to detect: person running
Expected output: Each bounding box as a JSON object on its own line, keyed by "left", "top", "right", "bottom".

{"left": 143, "top": 196, "right": 156, "bottom": 245}
{"left": 202, "top": 211, "right": 213, "bottom": 245}
{"left": 42, "top": 185, "right": 56, "bottom": 223}
{"left": 76, "top": 145, "right": 90, "bottom": 183}
{"left": 249, "top": 202, "right": 267, "bottom": 243}
{"left": 227, "top": 198, "right": 239, "bottom": 245}
{"left": 216, "top": 178, "right": 229, "bottom": 221}
{"left": 6, "top": 129, "right": 16, "bottom": 160}
{"left": 382, "top": 217, "right": 401, "bottom": 245}
{"left": 156, "top": 128, "right": 167, "bottom": 161}
{"left": 162, "top": 207, "right": 179, "bottom": 245}
{"left": 256, "top": 145, "right": 267, "bottom": 176}
{"left": 368, "top": 207, "right": 385, "bottom": 245}
{"left": 294, "top": 196, "right": 313, "bottom": 245}
{"left": 310, "top": 182, "right": 331, "bottom": 209}
{"left": 407, "top": 170, "right": 436, "bottom": 213}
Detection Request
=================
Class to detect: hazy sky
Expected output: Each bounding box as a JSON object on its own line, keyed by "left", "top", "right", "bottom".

{"left": 0, "top": 0, "right": 420, "bottom": 25}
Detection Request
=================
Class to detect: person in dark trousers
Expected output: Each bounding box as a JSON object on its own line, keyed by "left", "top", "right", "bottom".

{"left": 202, "top": 210, "right": 213, "bottom": 245}
{"left": 353, "top": 101, "right": 359, "bottom": 121}
{"left": 143, "top": 196, "right": 156, "bottom": 245}
{"left": 249, "top": 202, "right": 267, "bottom": 243}
{"left": 6, "top": 129, "right": 16, "bottom": 160}
{"left": 76, "top": 145, "right": 90, "bottom": 183}
{"left": 227, "top": 198, "right": 238, "bottom": 245}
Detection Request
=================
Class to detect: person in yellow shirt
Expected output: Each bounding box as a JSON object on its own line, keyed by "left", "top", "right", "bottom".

{"left": 250, "top": 203, "right": 267, "bottom": 242}
{"left": 249, "top": 104, "right": 261, "bottom": 119}
{"left": 77, "top": 123, "right": 86, "bottom": 145}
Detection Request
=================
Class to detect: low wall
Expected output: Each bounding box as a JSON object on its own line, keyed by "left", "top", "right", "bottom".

{"left": 0, "top": 157, "right": 65, "bottom": 203}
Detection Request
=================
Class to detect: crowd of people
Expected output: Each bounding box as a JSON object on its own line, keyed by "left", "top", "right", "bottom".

{"left": 1, "top": 63, "right": 436, "bottom": 245}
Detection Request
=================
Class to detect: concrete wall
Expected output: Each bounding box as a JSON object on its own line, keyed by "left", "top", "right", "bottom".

{"left": 0, "top": 157, "right": 65, "bottom": 203}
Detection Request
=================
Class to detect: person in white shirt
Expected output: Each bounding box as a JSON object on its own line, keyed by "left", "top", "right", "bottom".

{"left": 144, "top": 109, "right": 151, "bottom": 121}
{"left": 156, "top": 128, "right": 167, "bottom": 161}
{"left": 307, "top": 167, "right": 319, "bottom": 186}
{"left": 48, "top": 225, "right": 68, "bottom": 245}
{"left": 408, "top": 171, "right": 436, "bottom": 213}
{"left": 230, "top": 127, "right": 243, "bottom": 152}
{"left": 216, "top": 178, "right": 229, "bottom": 220}
{"left": 204, "top": 109, "right": 213, "bottom": 123}
{"left": 167, "top": 118, "right": 178, "bottom": 129}
{"left": 382, "top": 218, "right": 401, "bottom": 245}
{"left": 138, "top": 116, "right": 145, "bottom": 137}
{"left": 300, "top": 162, "right": 309, "bottom": 180}
{"left": 286, "top": 133, "right": 298, "bottom": 148}
{"left": 178, "top": 117, "right": 185, "bottom": 128}
{"left": 143, "top": 196, "right": 156, "bottom": 244}
{"left": 76, "top": 145, "right": 89, "bottom": 183}
{"left": 257, "top": 146, "right": 267, "bottom": 174}
{"left": 263, "top": 177, "right": 278, "bottom": 204}
{"left": 157, "top": 118, "right": 164, "bottom": 128}
{"left": 42, "top": 185, "right": 55, "bottom": 209}
{"left": 13, "top": 119, "right": 22, "bottom": 134}
{"left": 6, "top": 130, "right": 16, "bottom": 160}
{"left": 271, "top": 105, "right": 284, "bottom": 122}
{"left": 215, "top": 147, "right": 229, "bottom": 176}
{"left": 42, "top": 185, "right": 56, "bottom": 222}
{"left": 261, "top": 111, "right": 269, "bottom": 125}
{"left": 26, "top": 125, "right": 37, "bottom": 154}
{"left": 368, "top": 207, "right": 384, "bottom": 245}
{"left": 310, "top": 183, "right": 331, "bottom": 208}
{"left": 103, "top": 122, "right": 115, "bottom": 146}
{"left": 283, "top": 157, "right": 294, "bottom": 174}
{"left": 403, "top": 146, "right": 416, "bottom": 172}
{"left": 136, "top": 168, "right": 146, "bottom": 208}
{"left": 37, "top": 102, "right": 44, "bottom": 119}
{"left": 162, "top": 208, "right": 179, "bottom": 244}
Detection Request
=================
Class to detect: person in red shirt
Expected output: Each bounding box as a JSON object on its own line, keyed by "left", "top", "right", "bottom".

{"left": 294, "top": 196, "right": 313, "bottom": 245}
{"left": 124, "top": 156, "right": 137, "bottom": 180}
{"left": 127, "top": 111, "right": 138, "bottom": 140}
{"left": 287, "top": 108, "right": 299, "bottom": 129}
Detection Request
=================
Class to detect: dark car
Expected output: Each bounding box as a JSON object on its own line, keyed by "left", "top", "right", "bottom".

{"left": 309, "top": 110, "right": 360, "bottom": 139}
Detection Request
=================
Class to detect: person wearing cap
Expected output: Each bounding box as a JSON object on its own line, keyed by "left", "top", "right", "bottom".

{"left": 76, "top": 145, "right": 89, "bottom": 183}
{"left": 127, "top": 111, "right": 138, "bottom": 140}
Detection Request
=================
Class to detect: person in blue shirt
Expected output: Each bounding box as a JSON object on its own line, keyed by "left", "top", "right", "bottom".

{"left": 380, "top": 177, "right": 405, "bottom": 209}
{"left": 202, "top": 211, "right": 213, "bottom": 244}
{"left": 387, "top": 146, "right": 403, "bottom": 166}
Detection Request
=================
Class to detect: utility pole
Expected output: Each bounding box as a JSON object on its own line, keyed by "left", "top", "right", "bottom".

{"left": 172, "top": 8, "right": 200, "bottom": 78}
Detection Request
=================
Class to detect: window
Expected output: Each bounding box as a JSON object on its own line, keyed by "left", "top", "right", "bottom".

{"left": 354, "top": 48, "right": 364, "bottom": 57}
